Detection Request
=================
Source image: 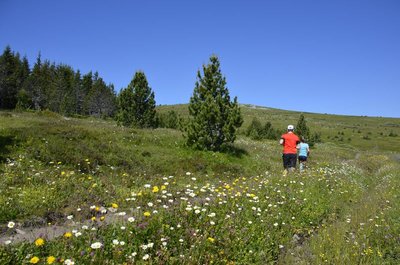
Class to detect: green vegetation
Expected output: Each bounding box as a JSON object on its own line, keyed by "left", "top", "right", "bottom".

{"left": 0, "top": 46, "right": 117, "bottom": 117}
{"left": 0, "top": 107, "right": 399, "bottom": 264}
{"left": 186, "top": 55, "right": 243, "bottom": 151}
{"left": 117, "top": 71, "right": 157, "bottom": 128}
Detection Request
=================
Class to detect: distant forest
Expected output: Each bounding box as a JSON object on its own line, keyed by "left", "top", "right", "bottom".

{"left": 0, "top": 46, "right": 117, "bottom": 117}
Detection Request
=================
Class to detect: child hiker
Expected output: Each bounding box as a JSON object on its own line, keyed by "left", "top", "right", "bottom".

{"left": 297, "top": 137, "right": 310, "bottom": 172}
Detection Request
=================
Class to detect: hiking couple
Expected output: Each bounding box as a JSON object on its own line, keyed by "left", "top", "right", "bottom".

{"left": 279, "top": 125, "right": 309, "bottom": 175}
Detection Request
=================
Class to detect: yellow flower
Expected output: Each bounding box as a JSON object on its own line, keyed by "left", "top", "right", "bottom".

{"left": 30, "top": 256, "right": 40, "bottom": 264}
{"left": 61, "top": 171, "right": 66, "bottom": 176}
{"left": 35, "top": 237, "right": 45, "bottom": 247}
{"left": 91, "top": 216, "right": 97, "bottom": 221}
{"left": 161, "top": 185, "right": 166, "bottom": 190}
{"left": 111, "top": 203, "right": 118, "bottom": 209}
{"left": 207, "top": 237, "right": 215, "bottom": 243}
{"left": 47, "top": 256, "right": 56, "bottom": 264}
{"left": 144, "top": 211, "right": 151, "bottom": 217}
{"left": 100, "top": 216, "right": 105, "bottom": 221}
{"left": 64, "top": 232, "right": 72, "bottom": 238}
{"left": 152, "top": 186, "right": 159, "bottom": 193}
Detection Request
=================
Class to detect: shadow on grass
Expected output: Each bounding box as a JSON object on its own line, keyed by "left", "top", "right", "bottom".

{"left": 0, "top": 134, "right": 17, "bottom": 162}
{"left": 220, "top": 144, "right": 248, "bottom": 158}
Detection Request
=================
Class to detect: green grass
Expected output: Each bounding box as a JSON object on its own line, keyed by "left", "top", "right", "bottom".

{"left": 0, "top": 107, "right": 399, "bottom": 264}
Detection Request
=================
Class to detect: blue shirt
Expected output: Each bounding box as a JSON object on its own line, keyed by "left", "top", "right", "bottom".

{"left": 298, "top": 143, "right": 309, "bottom": 157}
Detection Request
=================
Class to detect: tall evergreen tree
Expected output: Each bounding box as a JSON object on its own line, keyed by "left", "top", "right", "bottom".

{"left": 73, "top": 70, "right": 84, "bottom": 115}
{"left": 86, "top": 73, "right": 116, "bottom": 117}
{"left": 0, "top": 46, "right": 19, "bottom": 109}
{"left": 296, "top": 114, "right": 310, "bottom": 140}
{"left": 186, "top": 55, "right": 243, "bottom": 151}
{"left": 81, "top": 71, "right": 93, "bottom": 115}
{"left": 117, "top": 71, "right": 157, "bottom": 128}
{"left": 26, "top": 55, "right": 56, "bottom": 110}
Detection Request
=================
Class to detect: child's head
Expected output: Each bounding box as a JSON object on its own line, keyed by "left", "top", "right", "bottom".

{"left": 301, "top": 137, "right": 306, "bottom": 143}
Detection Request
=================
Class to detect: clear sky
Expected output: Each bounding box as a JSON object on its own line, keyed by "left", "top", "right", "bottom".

{"left": 1, "top": 0, "right": 399, "bottom": 117}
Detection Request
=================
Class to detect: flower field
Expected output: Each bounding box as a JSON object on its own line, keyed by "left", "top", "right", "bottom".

{"left": 0, "top": 111, "right": 400, "bottom": 264}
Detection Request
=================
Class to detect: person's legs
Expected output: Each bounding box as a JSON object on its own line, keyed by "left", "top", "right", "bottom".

{"left": 282, "top": 154, "right": 290, "bottom": 176}
{"left": 298, "top": 156, "right": 307, "bottom": 172}
{"left": 288, "top": 154, "right": 297, "bottom": 172}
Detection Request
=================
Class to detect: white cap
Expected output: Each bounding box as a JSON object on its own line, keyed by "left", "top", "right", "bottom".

{"left": 287, "top": 125, "right": 294, "bottom": 131}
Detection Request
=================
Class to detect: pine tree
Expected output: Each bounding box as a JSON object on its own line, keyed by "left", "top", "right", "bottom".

{"left": 117, "top": 71, "right": 157, "bottom": 128}
{"left": 0, "top": 46, "right": 19, "bottom": 109}
{"left": 87, "top": 73, "right": 117, "bottom": 117}
{"left": 26, "top": 55, "right": 56, "bottom": 110}
{"left": 296, "top": 114, "right": 310, "bottom": 140}
{"left": 186, "top": 55, "right": 243, "bottom": 151}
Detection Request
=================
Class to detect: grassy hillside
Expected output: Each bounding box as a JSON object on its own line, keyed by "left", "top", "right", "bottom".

{"left": 158, "top": 104, "right": 400, "bottom": 152}
{"left": 0, "top": 107, "right": 399, "bottom": 264}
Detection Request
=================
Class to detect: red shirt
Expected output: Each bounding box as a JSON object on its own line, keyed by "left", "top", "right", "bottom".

{"left": 281, "top": 132, "right": 299, "bottom": 154}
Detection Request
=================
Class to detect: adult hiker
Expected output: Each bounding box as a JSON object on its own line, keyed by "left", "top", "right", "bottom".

{"left": 297, "top": 136, "right": 310, "bottom": 172}
{"left": 279, "top": 125, "right": 300, "bottom": 176}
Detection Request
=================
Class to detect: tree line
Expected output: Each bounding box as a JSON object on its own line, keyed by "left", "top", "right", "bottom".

{"left": 0, "top": 46, "right": 117, "bottom": 117}
{"left": 1, "top": 45, "right": 319, "bottom": 151}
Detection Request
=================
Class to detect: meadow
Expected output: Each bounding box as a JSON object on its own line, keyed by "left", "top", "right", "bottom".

{"left": 0, "top": 106, "right": 399, "bottom": 264}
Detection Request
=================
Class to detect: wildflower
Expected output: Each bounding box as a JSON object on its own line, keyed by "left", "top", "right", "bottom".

{"left": 7, "top": 221, "right": 15, "bottom": 228}
{"left": 67, "top": 215, "right": 73, "bottom": 220}
{"left": 4, "top": 240, "right": 11, "bottom": 245}
{"left": 47, "top": 256, "right": 56, "bottom": 264}
{"left": 143, "top": 254, "right": 150, "bottom": 260}
{"left": 91, "top": 242, "right": 103, "bottom": 249}
{"left": 111, "top": 203, "right": 118, "bottom": 209}
{"left": 35, "top": 237, "right": 45, "bottom": 247}
{"left": 128, "top": 217, "right": 135, "bottom": 222}
{"left": 100, "top": 216, "right": 105, "bottom": 221}
{"left": 64, "top": 232, "right": 73, "bottom": 238}
{"left": 64, "top": 259, "right": 75, "bottom": 265}
{"left": 207, "top": 237, "right": 215, "bottom": 243}
{"left": 144, "top": 211, "right": 151, "bottom": 217}
{"left": 152, "top": 186, "right": 159, "bottom": 193}
{"left": 113, "top": 239, "right": 119, "bottom": 245}
{"left": 30, "top": 256, "right": 40, "bottom": 264}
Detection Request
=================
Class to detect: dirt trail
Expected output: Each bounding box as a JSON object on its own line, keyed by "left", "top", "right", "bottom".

{"left": 0, "top": 211, "right": 132, "bottom": 245}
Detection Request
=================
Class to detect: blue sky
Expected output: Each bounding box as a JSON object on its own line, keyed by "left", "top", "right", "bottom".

{"left": 1, "top": 0, "right": 399, "bottom": 117}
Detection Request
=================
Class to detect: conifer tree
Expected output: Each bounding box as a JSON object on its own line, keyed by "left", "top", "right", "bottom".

{"left": 117, "top": 71, "right": 157, "bottom": 128}
{"left": 186, "top": 55, "right": 243, "bottom": 151}
{"left": 0, "top": 46, "right": 19, "bottom": 109}
{"left": 296, "top": 114, "right": 310, "bottom": 140}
